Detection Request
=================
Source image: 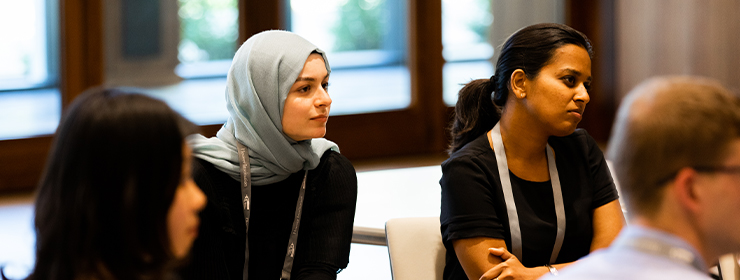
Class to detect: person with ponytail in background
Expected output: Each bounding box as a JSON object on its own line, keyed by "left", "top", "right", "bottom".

{"left": 440, "top": 23, "right": 625, "bottom": 280}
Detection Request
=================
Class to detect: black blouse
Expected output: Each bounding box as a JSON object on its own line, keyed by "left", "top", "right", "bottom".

{"left": 439, "top": 129, "right": 619, "bottom": 280}
{"left": 179, "top": 151, "right": 357, "bottom": 280}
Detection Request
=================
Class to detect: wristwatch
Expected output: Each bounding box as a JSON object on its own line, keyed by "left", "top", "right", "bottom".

{"left": 545, "top": 264, "right": 558, "bottom": 276}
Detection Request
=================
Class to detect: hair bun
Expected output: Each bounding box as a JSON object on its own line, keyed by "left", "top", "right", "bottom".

{"left": 489, "top": 75, "right": 498, "bottom": 91}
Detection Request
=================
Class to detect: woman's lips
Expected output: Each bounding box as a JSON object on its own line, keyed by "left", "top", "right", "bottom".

{"left": 189, "top": 221, "right": 200, "bottom": 237}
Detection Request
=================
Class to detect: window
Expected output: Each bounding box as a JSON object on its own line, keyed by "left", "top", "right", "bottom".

{"left": 0, "top": 0, "right": 612, "bottom": 197}
{"left": 442, "top": 0, "right": 494, "bottom": 106}
{"left": 288, "top": 0, "right": 410, "bottom": 115}
{"left": 101, "top": 0, "right": 239, "bottom": 125}
{"left": 0, "top": 0, "right": 60, "bottom": 140}
{"left": 176, "top": 0, "right": 238, "bottom": 79}
{"left": 442, "top": 0, "right": 566, "bottom": 106}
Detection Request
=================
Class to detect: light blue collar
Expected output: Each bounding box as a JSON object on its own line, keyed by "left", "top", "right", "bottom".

{"left": 612, "top": 225, "right": 708, "bottom": 272}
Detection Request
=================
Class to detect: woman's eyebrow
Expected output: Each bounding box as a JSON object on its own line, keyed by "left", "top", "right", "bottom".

{"left": 295, "top": 77, "right": 317, "bottom": 82}
{"left": 559, "top": 68, "right": 592, "bottom": 82}
{"left": 295, "top": 74, "right": 330, "bottom": 82}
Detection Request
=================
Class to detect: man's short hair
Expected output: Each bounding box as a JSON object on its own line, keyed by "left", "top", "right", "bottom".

{"left": 607, "top": 76, "right": 740, "bottom": 217}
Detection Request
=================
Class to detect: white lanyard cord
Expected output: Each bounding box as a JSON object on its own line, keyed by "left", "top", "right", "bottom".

{"left": 623, "top": 237, "right": 705, "bottom": 272}
{"left": 490, "top": 122, "right": 566, "bottom": 264}
{"left": 237, "top": 141, "right": 306, "bottom": 280}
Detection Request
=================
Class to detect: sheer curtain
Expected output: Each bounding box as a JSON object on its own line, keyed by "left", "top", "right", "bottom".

{"left": 616, "top": 0, "right": 740, "bottom": 102}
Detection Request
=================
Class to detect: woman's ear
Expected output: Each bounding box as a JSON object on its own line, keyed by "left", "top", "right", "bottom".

{"left": 510, "top": 69, "right": 527, "bottom": 99}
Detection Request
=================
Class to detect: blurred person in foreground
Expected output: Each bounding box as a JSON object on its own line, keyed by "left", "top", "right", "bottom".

{"left": 541, "top": 76, "right": 740, "bottom": 280}
{"left": 14, "top": 88, "right": 206, "bottom": 280}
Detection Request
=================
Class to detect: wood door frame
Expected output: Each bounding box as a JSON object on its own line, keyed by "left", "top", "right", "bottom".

{"left": 567, "top": 0, "right": 617, "bottom": 143}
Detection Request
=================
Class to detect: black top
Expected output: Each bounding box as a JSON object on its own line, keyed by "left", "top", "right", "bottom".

{"left": 178, "top": 151, "right": 357, "bottom": 280}
{"left": 439, "top": 129, "right": 619, "bottom": 280}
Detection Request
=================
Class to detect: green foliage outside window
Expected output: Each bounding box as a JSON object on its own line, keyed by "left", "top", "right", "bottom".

{"left": 178, "top": 0, "right": 238, "bottom": 63}
{"left": 332, "top": 0, "right": 385, "bottom": 52}
{"left": 467, "top": 0, "right": 491, "bottom": 43}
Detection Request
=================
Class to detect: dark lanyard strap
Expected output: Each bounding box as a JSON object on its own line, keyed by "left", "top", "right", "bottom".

{"left": 236, "top": 141, "right": 307, "bottom": 280}
{"left": 622, "top": 236, "right": 705, "bottom": 272}
{"left": 490, "top": 122, "right": 566, "bottom": 264}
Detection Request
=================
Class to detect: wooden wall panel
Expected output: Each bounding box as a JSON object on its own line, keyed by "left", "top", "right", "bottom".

{"left": 407, "top": 0, "right": 447, "bottom": 154}
{"left": 0, "top": 137, "right": 52, "bottom": 192}
{"left": 60, "top": 0, "right": 104, "bottom": 106}
{"left": 567, "top": 0, "right": 617, "bottom": 143}
{"left": 238, "top": 0, "right": 284, "bottom": 44}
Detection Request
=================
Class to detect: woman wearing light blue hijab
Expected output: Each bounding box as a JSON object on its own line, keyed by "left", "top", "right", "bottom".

{"left": 179, "top": 30, "right": 358, "bottom": 280}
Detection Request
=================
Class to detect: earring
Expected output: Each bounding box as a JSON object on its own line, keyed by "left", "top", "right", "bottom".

{"left": 520, "top": 94, "right": 525, "bottom": 98}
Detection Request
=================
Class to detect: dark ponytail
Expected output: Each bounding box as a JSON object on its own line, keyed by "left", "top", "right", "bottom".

{"left": 448, "top": 23, "right": 593, "bottom": 154}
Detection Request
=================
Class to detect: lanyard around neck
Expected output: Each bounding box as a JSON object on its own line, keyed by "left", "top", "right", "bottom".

{"left": 490, "top": 122, "right": 566, "bottom": 264}
{"left": 237, "top": 141, "right": 307, "bottom": 280}
{"left": 622, "top": 235, "right": 706, "bottom": 272}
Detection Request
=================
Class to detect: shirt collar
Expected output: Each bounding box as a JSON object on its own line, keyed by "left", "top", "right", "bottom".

{"left": 612, "top": 225, "right": 708, "bottom": 272}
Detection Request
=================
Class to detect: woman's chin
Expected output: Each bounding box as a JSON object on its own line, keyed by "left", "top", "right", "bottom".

{"left": 552, "top": 123, "right": 580, "bottom": 137}
{"left": 310, "top": 129, "right": 327, "bottom": 139}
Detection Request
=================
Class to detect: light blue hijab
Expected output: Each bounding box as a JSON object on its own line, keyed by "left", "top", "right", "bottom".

{"left": 187, "top": 30, "right": 339, "bottom": 185}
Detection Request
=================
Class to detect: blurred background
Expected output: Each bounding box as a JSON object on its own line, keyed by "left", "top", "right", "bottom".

{"left": 2, "top": 0, "right": 740, "bottom": 278}
{"left": 4, "top": 0, "right": 740, "bottom": 191}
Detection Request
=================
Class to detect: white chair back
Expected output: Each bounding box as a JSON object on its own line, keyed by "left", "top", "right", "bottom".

{"left": 385, "top": 217, "right": 446, "bottom": 280}
{"left": 719, "top": 253, "right": 739, "bottom": 280}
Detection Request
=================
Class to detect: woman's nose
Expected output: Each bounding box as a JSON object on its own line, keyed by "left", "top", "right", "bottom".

{"left": 190, "top": 181, "right": 207, "bottom": 212}
{"left": 316, "top": 87, "right": 332, "bottom": 107}
{"left": 575, "top": 84, "right": 590, "bottom": 104}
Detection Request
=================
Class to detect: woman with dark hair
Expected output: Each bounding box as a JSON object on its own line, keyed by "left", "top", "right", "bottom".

{"left": 440, "top": 23, "right": 625, "bottom": 280}
{"left": 180, "top": 30, "right": 357, "bottom": 280}
{"left": 24, "top": 88, "right": 206, "bottom": 280}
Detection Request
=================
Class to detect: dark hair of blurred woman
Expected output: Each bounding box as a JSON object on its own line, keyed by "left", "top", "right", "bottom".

{"left": 20, "top": 88, "right": 204, "bottom": 280}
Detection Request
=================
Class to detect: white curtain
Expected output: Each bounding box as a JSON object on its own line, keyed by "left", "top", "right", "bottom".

{"left": 490, "top": 0, "right": 566, "bottom": 64}
{"left": 616, "top": 0, "right": 740, "bottom": 102}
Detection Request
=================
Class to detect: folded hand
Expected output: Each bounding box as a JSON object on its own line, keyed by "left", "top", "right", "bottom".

{"left": 478, "top": 247, "right": 548, "bottom": 280}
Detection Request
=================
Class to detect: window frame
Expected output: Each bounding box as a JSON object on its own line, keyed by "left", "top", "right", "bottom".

{"left": 221, "top": 0, "right": 449, "bottom": 159}
{"left": 0, "top": 0, "right": 616, "bottom": 192}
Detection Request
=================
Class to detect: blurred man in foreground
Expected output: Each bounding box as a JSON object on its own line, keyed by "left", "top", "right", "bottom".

{"left": 544, "top": 76, "right": 740, "bottom": 280}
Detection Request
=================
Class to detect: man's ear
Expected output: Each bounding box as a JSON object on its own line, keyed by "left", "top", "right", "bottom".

{"left": 510, "top": 69, "right": 528, "bottom": 99}
{"left": 672, "top": 167, "right": 701, "bottom": 213}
